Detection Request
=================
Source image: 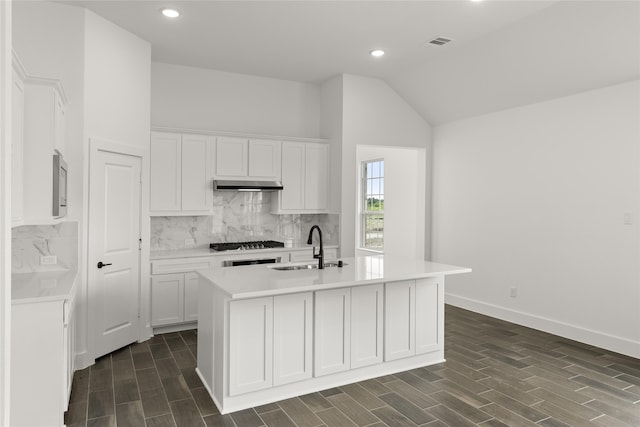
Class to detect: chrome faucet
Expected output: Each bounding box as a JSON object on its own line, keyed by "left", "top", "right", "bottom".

{"left": 306, "top": 225, "right": 324, "bottom": 269}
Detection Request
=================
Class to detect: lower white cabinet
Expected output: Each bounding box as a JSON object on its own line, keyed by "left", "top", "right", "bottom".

{"left": 384, "top": 278, "right": 442, "bottom": 361}
{"left": 229, "top": 297, "right": 274, "bottom": 396}
{"left": 151, "top": 273, "right": 200, "bottom": 326}
{"left": 415, "top": 278, "right": 442, "bottom": 354}
{"left": 228, "top": 292, "right": 312, "bottom": 395}
{"left": 351, "top": 284, "right": 384, "bottom": 369}
{"left": 273, "top": 292, "right": 313, "bottom": 386}
{"left": 150, "top": 257, "right": 215, "bottom": 327}
{"left": 11, "top": 296, "right": 74, "bottom": 426}
{"left": 384, "top": 280, "right": 416, "bottom": 361}
{"left": 151, "top": 273, "right": 185, "bottom": 326}
{"left": 314, "top": 288, "right": 351, "bottom": 376}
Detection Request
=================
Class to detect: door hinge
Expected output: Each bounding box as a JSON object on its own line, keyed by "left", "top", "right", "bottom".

{"left": 139, "top": 174, "right": 142, "bottom": 184}
{"left": 139, "top": 238, "right": 142, "bottom": 251}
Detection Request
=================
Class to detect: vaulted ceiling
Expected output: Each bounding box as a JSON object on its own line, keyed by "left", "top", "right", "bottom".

{"left": 62, "top": 1, "right": 640, "bottom": 125}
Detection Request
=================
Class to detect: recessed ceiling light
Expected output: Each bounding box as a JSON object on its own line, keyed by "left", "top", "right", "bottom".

{"left": 161, "top": 8, "right": 180, "bottom": 18}
{"left": 370, "top": 49, "right": 385, "bottom": 58}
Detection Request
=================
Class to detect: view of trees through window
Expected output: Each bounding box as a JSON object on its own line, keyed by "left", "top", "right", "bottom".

{"left": 362, "top": 159, "right": 384, "bottom": 250}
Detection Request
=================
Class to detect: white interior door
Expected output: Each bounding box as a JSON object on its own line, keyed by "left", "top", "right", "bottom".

{"left": 89, "top": 145, "right": 141, "bottom": 359}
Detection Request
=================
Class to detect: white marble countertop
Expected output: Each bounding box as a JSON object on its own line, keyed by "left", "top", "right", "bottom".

{"left": 150, "top": 244, "right": 339, "bottom": 260}
{"left": 12, "top": 269, "right": 78, "bottom": 304}
{"left": 197, "top": 255, "right": 471, "bottom": 299}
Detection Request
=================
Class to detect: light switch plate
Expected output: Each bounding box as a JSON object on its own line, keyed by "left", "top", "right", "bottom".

{"left": 184, "top": 238, "right": 196, "bottom": 247}
{"left": 623, "top": 211, "right": 632, "bottom": 225}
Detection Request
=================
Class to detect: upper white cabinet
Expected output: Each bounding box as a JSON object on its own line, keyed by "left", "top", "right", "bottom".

{"left": 214, "top": 137, "right": 281, "bottom": 180}
{"left": 22, "top": 77, "right": 67, "bottom": 224}
{"left": 150, "top": 132, "right": 214, "bottom": 215}
{"left": 11, "top": 63, "right": 25, "bottom": 227}
{"left": 272, "top": 142, "right": 329, "bottom": 213}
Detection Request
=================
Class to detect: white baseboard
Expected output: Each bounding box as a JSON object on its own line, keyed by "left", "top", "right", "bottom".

{"left": 445, "top": 293, "right": 640, "bottom": 359}
{"left": 75, "top": 350, "right": 94, "bottom": 371}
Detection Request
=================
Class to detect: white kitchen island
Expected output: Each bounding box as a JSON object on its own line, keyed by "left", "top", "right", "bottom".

{"left": 196, "top": 255, "right": 471, "bottom": 414}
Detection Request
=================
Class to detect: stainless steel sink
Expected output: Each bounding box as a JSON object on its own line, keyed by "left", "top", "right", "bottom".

{"left": 270, "top": 261, "right": 346, "bottom": 271}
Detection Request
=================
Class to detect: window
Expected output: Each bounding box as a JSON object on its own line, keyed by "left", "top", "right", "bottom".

{"left": 361, "top": 159, "right": 384, "bottom": 251}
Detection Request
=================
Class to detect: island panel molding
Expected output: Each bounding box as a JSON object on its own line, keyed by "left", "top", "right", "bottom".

{"left": 196, "top": 255, "right": 470, "bottom": 414}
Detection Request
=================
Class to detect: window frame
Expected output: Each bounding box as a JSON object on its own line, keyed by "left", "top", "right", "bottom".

{"left": 359, "top": 158, "right": 384, "bottom": 252}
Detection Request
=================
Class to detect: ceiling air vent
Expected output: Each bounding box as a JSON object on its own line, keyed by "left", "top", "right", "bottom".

{"left": 428, "top": 36, "right": 453, "bottom": 46}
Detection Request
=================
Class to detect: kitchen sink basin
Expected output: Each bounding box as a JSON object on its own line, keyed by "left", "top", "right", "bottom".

{"left": 270, "top": 261, "right": 346, "bottom": 271}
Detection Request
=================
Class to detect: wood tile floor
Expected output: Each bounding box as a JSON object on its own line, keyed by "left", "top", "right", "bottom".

{"left": 65, "top": 305, "right": 640, "bottom": 426}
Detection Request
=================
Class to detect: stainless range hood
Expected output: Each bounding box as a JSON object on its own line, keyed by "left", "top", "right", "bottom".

{"left": 213, "top": 180, "right": 284, "bottom": 191}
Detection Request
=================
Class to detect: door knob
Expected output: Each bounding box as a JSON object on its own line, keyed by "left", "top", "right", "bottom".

{"left": 97, "top": 261, "right": 112, "bottom": 269}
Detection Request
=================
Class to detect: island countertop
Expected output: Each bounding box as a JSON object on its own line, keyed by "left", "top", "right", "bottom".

{"left": 197, "top": 255, "right": 471, "bottom": 299}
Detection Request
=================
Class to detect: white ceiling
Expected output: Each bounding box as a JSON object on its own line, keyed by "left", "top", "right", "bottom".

{"left": 62, "top": 0, "right": 640, "bottom": 125}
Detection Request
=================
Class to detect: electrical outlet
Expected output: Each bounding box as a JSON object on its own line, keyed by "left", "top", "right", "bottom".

{"left": 40, "top": 255, "right": 57, "bottom": 265}
{"left": 184, "top": 238, "right": 196, "bottom": 247}
{"left": 510, "top": 287, "right": 517, "bottom": 298}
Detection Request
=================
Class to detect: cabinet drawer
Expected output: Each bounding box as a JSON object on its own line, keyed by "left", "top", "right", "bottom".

{"left": 151, "top": 257, "right": 214, "bottom": 275}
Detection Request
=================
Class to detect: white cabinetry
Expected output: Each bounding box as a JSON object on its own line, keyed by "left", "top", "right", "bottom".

{"left": 273, "top": 142, "right": 329, "bottom": 213}
{"left": 229, "top": 297, "right": 273, "bottom": 396}
{"left": 11, "top": 295, "right": 74, "bottom": 426}
{"left": 150, "top": 132, "right": 214, "bottom": 215}
{"left": 384, "top": 278, "right": 442, "bottom": 361}
{"left": 22, "top": 78, "right": 67, "bottom": 224}
{"left": 151, "top": 274, "right": 184, "bottom": 326}
{"left": 11, "top": 63, "right": 25, "bottom": 227}
{"left": 228, "top": 292, "right": 313, "bottom": 395}
{"left": 384, "top": 280, "right": 416, "bottom": 361}
{"left": 314, "top": 288, "right": 350, "bottom": 376}
{"left": 273, "top": 292, "right": 313, "bottom": 386}
{"left": 415, "top": 278, "right": 442, "bottom": 354}
{"left": 214, "top": 137, "right": 281, "bottom": 180}
{"left": 351, "top": 284, "right": 384, "bottom": 369}
{"left": 150, "top": 257, "right": 215, "bottom": 327}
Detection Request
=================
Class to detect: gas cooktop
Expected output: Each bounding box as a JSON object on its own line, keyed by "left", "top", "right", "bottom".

{"left": 209, "top": 240, "right": 285, "bottom": 252}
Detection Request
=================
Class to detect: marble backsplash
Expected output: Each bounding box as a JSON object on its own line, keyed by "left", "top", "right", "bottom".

{"left": 151, "top": 192, "right": 339, "bottom": 250}
{"left": 12, "top": 221, "right": 78, "bottom": 273}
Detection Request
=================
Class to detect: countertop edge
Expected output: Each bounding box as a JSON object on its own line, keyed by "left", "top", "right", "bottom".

{"left": 151, "top": 245, "right": 339, "bottom": 260}
{"left": 198, "top": 263, "right": 472, "bottom": 300}
{"left": 11, "top": 270, "right": 78, "bottom": 305}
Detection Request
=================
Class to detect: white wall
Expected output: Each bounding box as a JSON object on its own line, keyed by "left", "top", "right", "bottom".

{"left": 320, "top": 75, "right": 343, "bottom": 214}
{"left": 433, "top": 80, "right": 640, "bottom": 357}
{"left": 84, "top": 11, "right": 150, "bottom": 148}
{"left": 0, "top": 1, "right": 12, "bottom": 423}
{"left": 83, "top": 9, "right": 151, "bottom": 362}
{"left": 356, "top": 145, "right": 425, "bottom": 259}
{"left": 151, "top": 62, "right": 321, "bottom": 138}
{"left": 340, "top": 74, "right": 432, "bottom": 258}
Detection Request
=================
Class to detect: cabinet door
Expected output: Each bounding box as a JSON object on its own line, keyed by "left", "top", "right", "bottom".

{"left": 229, "top": 297, "right": 273, "bottom": 395}
{"left": 151, "top": 274, "right": 184, "bottom": 326}
{"left": 304, "top": 143, "right": 328, "bottom": 210}
{"left": 314, "top": 288, "right": 350, "bottom": 376}
{"left": 184, "top": 272, "right": 199, "bottom": 322}
{"left": 415, "top": 278, "right": 442, "bottom": 354}
{"left": 150, "top": 132, "right": 181, "bottom": 212}
{"left": 280, "top": 142, "right": 305, "bottom": 210}
{"left": 273, "top": 292, "right": 312, "bottom": 386}
{"left": 181, "top": 134, "right": 212, "bottom": 211}
{"left": 384, "top": 280, "right": 415, "bottom": 361}
{"left": 216, "top": 136, "right": 248, "bottom": 177}
{"left": 249, "top": 139, "right": 281, "bottom": 179}
{"left": 11, "top": 70, "right": 24, "bottom": 225}
{"left": 351, "top": 284, "right": 384, "bottom": 369}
